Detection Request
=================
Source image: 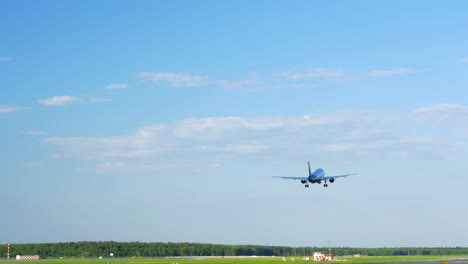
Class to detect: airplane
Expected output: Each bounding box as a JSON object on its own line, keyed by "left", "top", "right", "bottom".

{"left": 273, "top": 162, "right": 355, "bottom": 188}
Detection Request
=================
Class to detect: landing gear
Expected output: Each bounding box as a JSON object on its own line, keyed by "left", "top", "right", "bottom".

{"left": 305, "top": 184, "right": 309, "bottom": 188}
{"left": 323, "top": 184, "right": 328, "bottom": 187}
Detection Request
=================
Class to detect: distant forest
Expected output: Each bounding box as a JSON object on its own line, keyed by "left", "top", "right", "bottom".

{"left": 3, "top": 242, "right": 468, "bottom": 258}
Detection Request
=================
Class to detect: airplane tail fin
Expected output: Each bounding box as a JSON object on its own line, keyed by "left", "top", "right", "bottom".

{"left": 308, "top": 161, "right": 312, "bottom": 177}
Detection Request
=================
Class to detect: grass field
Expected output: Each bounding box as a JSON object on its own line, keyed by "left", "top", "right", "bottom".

{"left": 1, "top": 255, "right": 465, "bottom": 264}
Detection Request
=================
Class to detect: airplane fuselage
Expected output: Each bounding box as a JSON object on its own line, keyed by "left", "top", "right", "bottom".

{"left": 308, "top": 168, "right": 324, "bottom": 183}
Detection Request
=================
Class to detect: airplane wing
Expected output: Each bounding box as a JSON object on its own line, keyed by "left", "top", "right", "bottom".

{"left": 272, "top": 176, "right": 308, "bottom": 180}
{"left": 320, "top": 174, "right": 356, "bottom": 180}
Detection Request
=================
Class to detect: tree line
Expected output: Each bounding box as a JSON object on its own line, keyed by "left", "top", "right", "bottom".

{"left": 3, "top": 242, "right": 468, "bottom": 258}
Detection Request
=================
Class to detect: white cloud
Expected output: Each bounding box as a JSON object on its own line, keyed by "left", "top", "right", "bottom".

{"left": 44, "top": 116, "right": 313, "bottom": 160}
{"left": 139, "top": 72, "right": 208, "bottom": 87}
{"left": 106, "top": 84, "right": 129, "bottom": 89}
{"left": 282, "top": 68, "right": 416, "bottom": 81}
{"left": 44, "top": 105, "right": 468, "bottom": 173}
{"left": 217, "top": 80, "right": 260, "bottom": 92}
{"left": 223, "top": 143, "right": 269, "bottom": 153}
{"left": 97, "top": 161, "right": 127, "bottom": 169}
{"left": 412, "top": 104, "right": 468, "bottom": 113}
{"left": 321, "top": 143, "right": 358, "bottom": 152}
{"left": 411, "top": 104, "right": 468, "bottom": 124}
{"left": 87, "top": 97, "right": 112, "bottom": 104}
{"left": 23, "top": 130, "right": 46, "bottom": 135}
{"left": 0, "top": 57, "right": 11, "bottom": 61}
{"left": 23, "top": 162, "right": 45, "bottom": 167}
{"left": 459, "top": 58, "right": 468, "bottom": 62}
{"left": 38, "top": 96, "right": 110, "bottom": 106}
{"left": 282, "top": 68, "right": 346, "bottom": 80}
{"left": 0, "top": 105, "right": 27, "bottom": 114}
{"left": 38, "top": 96, "right": 81, "bottom": 106}
{"left": 135, "top": 68, "right": 415, "bottom": 93}
{"left": 367, "top": 68, "right": 416, "bottom": 77}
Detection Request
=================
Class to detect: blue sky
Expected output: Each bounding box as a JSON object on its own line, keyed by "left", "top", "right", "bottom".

{"left": 2, "top": 0, "right": 468, "bottom": 248}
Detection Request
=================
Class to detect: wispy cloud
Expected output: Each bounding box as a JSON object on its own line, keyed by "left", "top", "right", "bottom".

{"left": 282, "top": 68, "right": 346, "bottom": 81}
{"left": 135, "top": 68, "right": 416, "bottom": 92}
{"left": 38, "top": 96, "right": 81, "bottom": 106}
{"left": 217, "top": 80, "right": 262, "bottom": 92}
{"left": 106, "top": 83, "right": 129, "bottom": 89}
{"left": 459, "top": 58, "right": 468, "bottom": 62}
{"left": 412, "top": 104, "right": 468, "bottom": 114}
{"left": 45, "top": 116, "right": 292, "bottom": 160}
{"left": 139, "top": 72, "right": 208, "bottom": 87}
{"left": 22, "top": 130, "right": 46, "bottom": 135}
{"left": 87, "top": 97, "right": 112, "bottom": 104}
{"left": 411, "top": 104, "right": 468, "bottom": 125}
{"left": 45, "top": 104, "right": 468, "bottom": 173}
{"left": 38, "top": 95, "right": 111, "bottom": 106}
{"left": 367, "top": 68, "right": 416, "bottom": 76}
{"left": 0, "top": 57, "right": 11, "bottom": 61}
{"left": 23, "top": 162, "right": 45, "bottom": 167}
{"left": 79, "top": 161, "right": 129, "bottom": 174}
{"left": 282, "top": 68, "right": 417, "bottom": 81}
{"left": 0, "top": 105, "right": 27, "bottom": 114}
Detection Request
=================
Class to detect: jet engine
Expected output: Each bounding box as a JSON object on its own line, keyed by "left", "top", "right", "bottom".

{"left": 329, "top": 178, "right": 335, "bottom": 183}
{"left": 301, "top": 180, "right": 307, "bottom": 184}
